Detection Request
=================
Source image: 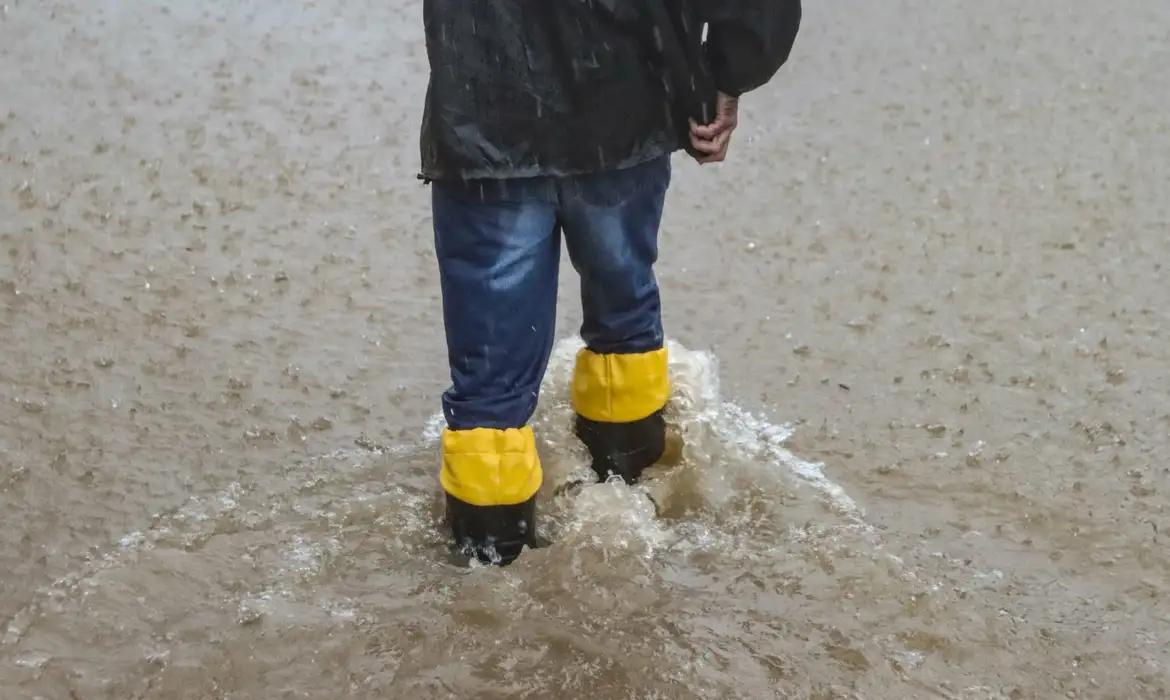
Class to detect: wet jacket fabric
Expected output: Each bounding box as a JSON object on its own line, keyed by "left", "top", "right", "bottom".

{"left": 418, "top": 0, "right": 802, "bottom": 181}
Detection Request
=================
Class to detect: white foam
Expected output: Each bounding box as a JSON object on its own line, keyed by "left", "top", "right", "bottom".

{"left": 422, "top": 411, "right": 446, "bottom": 443}
{"left": 715, "top": 402, "right": 864, "bottom": 521}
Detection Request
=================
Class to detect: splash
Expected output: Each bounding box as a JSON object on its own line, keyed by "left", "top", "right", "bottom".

{"left": 421, "top": 336, "right": 887, "bottom": 567}
{"left": 423, "top": 336, "right": 870, "bottom": 518}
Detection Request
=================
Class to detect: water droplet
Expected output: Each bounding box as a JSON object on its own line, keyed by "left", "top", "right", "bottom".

{"left": 287, "top": 418, "right": 307, "bottom": 444}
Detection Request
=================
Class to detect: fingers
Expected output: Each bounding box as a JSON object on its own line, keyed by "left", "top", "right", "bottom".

{"left": 691, "top": 91, "right": 740, "bottom": 137}
{"left": 689, "top": 120, "right": 721, "bottom": 141}
{"left": 689, "top": 115, "right": 736, "bottom": 141}
{"left": 689, "top": 133, "right": 728, "bottom": 157}
{"left": 688, "top": 92, "right": 740, "bottom": 165}
{"left": 689, "top": 130, "right": 723, "bottom": 155}
{"left": 694, "top": 143, "right": 729, "bottom": 163}
{"left": 688, "top": 129, "right": 733, "bottom": 164}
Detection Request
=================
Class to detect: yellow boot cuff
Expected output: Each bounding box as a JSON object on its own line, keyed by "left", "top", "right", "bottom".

{"left": 571, "top": 347, "right": 670, "bottom": 424}
{"left": 440, "top": 426, "right": 543, "bottom": 507}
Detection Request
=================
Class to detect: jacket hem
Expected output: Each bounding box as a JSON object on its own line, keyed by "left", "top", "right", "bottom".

{"left": 419, "top": 143, "right": 682, "bottom": 183}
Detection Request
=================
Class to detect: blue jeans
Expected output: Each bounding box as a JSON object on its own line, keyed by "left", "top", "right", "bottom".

{"left": 432, "top": 156, "right": 672, "bottom": 431}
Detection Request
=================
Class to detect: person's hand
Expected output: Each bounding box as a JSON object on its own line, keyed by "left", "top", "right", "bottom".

{"left": 688, "top": 91, "right": 740, "bottom": 164}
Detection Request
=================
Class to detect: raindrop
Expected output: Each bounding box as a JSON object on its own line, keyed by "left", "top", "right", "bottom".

{"left": 966, "top": 441, "right": 986, "bottom": 467}
{"left": 14, "top": 180, "right": 36, "bottom": 209}
{"left": 287, "top": 418, "right": 308, "bottom": 444}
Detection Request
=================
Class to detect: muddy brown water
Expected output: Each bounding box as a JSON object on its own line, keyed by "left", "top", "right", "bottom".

{"left": 2, "top": 0, "right": 1169, "bottom": 698}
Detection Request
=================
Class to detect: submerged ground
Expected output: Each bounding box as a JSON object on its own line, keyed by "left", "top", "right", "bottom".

{"left": 2, "top": 0, "right": 1168, "bottom": 697}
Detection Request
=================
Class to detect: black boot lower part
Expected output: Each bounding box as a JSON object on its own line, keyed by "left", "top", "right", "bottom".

{"left": 446, "top": 494, "right": 536, "bottom": 566}
{"left": 574, "top": 409, "right": 666, "bottom": 484}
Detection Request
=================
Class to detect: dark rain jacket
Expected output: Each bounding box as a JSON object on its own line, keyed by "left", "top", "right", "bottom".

{"left": 418, "top": 0, "right": 802, "bottom": 181}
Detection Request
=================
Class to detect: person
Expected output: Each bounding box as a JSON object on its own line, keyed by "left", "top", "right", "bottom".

{"left": 418, "top": 0, "right": 802, "bottom": 565}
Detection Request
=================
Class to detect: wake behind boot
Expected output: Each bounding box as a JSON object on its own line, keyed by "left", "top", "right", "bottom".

{"left": 440, "top": 426, "right": 542, "bottom": 566}
{"left": 571, "top": 346, "right": 671, "bottom": 484}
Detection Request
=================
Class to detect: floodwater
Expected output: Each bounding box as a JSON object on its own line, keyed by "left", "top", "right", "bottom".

{"left": 2, "top": 0, "right": 1169, "bottom": 697}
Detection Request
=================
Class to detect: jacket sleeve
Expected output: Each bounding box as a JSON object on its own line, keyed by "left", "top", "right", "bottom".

{"left": 694, "top": 0, "right": 802, "bottom": 97}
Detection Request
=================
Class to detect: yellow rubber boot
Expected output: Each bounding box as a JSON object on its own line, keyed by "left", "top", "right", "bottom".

{"left": 571, "top": 346, "right": 670, "bottom": 483}
{"left": 441, "top": 426, "right": 542, "bottom": 565}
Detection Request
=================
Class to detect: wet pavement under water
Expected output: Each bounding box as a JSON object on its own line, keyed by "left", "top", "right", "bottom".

{"left": 2, "top": 0, "right": 1169, "bottom": 698}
